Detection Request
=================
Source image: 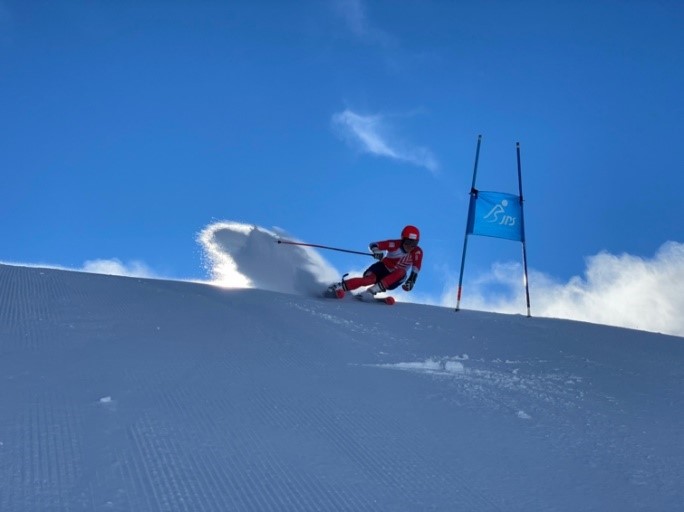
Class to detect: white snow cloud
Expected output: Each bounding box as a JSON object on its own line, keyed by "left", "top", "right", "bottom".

{"left": 197, "top": 221, "right": 339, "bottom": 296}
{"left": 331, "top": 109, "right": 439, "bottom": 173}
{"left": 449, "top": 241, "right": 684, "bottom": 338}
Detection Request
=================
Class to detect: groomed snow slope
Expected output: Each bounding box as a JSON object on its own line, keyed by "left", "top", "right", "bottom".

{"left": 0, "top": 263, "right": 682, "bottom": 511}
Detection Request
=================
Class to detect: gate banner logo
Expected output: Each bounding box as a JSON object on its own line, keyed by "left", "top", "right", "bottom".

{"left": 466, "top": 190, "right": 523, "bottom": 242}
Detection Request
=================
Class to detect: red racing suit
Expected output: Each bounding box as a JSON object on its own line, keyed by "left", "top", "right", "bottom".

{"left": 344, "top": 239, "right": 423, "bottom": 292}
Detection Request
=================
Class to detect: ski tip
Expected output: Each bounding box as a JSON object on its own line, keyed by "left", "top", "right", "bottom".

{"left": 384, "top": 296, "right": 396, "bottom": 305}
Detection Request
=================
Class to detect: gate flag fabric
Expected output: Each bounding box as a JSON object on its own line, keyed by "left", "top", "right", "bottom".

{"left": 466, "top": 190, "right": 524, "bottom": 242}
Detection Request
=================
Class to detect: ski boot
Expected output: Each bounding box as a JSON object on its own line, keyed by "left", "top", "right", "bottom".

{"left": 326, "top": 274, "right": 348, "bottom": 299}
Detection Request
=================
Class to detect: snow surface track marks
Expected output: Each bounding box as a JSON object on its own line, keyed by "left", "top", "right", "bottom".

{"left": 2, "top": 265, "right": 683, "bottom": 511}
{"left": 0, "top": 394, "right": 86, "bottom": 511}
{"left": 0, "top": 265, "right": 62, "bottom": 352}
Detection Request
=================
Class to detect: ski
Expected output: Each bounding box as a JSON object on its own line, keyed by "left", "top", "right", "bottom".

{"left": 354, "top": 292, "right": 395, "bottom": 305}
{"left": 322, "top": 286, "right": 395, "bottom": 305}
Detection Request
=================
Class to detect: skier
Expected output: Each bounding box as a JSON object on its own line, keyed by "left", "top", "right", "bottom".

{"left": 329, "top": 225, "right": 423, "bottom": 300}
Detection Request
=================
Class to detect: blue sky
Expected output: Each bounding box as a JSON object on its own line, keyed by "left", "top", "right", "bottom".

{"left": 1, "top": 1, "right": 683, "bottom": 332}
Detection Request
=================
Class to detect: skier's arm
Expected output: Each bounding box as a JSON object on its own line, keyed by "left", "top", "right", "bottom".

{"left": 402, "top": 248, "right": 422, "bottom": 291}
{"left": 402, "top": 271, "right": 418, "bottom": 291}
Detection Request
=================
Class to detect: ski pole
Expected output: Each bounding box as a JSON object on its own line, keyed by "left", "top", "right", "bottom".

{"left": 276, "top": 239, "right": 373, "bottom": 257}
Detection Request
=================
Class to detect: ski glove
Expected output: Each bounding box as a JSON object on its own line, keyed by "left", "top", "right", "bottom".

{"left": 402, "top": 271, "right": 418, "bottom": 291}
{"left": 369, "top": 244, "right": 384, "bottom": 260}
